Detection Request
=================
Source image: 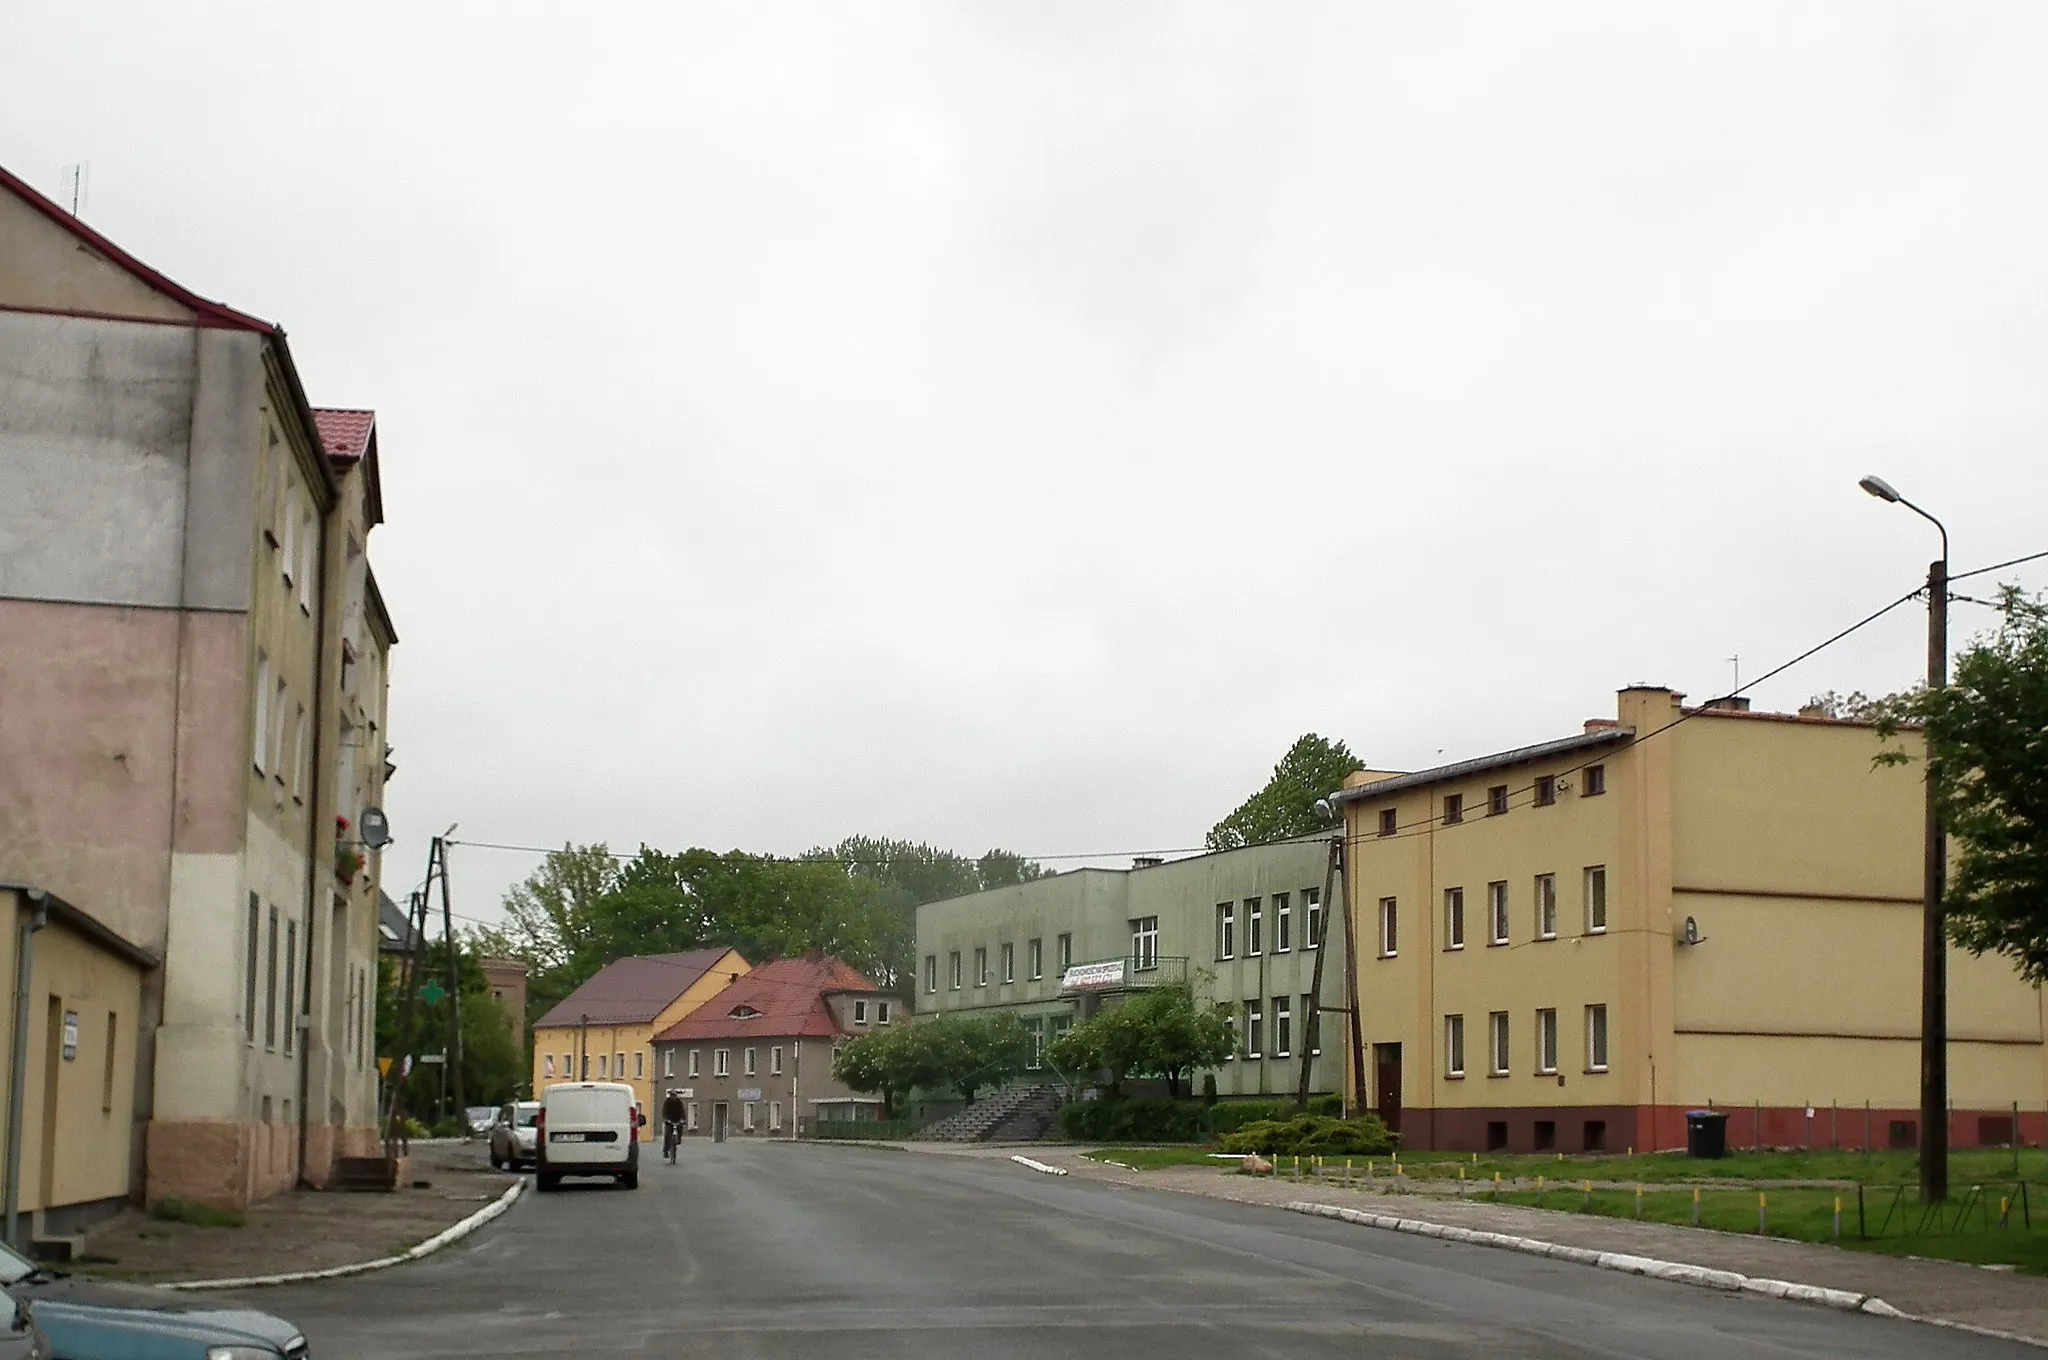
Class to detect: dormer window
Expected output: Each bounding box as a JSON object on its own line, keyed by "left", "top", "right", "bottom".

{"left": 729, "top": 1004, "right": 762, "bottom": 1019}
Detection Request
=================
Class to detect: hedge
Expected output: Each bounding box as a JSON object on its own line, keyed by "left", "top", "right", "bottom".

{"left": 1217, "top": 1113, "right": 1397, "bottom": 1156}
{"left": 1058, "top": 1099, "right": 1205, "bottom": 1142}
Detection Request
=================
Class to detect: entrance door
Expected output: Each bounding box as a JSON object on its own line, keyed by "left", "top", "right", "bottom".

{"left": 712, "top": 1102, "right": 729, "bottom": 1143}
{"left": 1373, "top": 1043, "right": 1402, "bottom": 1135}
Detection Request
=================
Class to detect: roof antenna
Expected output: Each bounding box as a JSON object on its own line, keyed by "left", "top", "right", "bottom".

{"left": 60, "top": 162, "right": 89, "bottom": 217}
{"left": 1727, "top": 654, "right": 1740, "bottom": 693}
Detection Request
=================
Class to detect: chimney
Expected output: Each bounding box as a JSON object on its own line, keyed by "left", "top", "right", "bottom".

{"left": 1131, "top": 856, "right": 1164, "bottom": 870}
{"left": 1700, "top": 696, "right": 1752, "bottom": 713}
{"left": 1584, "top": 719, "right": 1622, "bottom": 733}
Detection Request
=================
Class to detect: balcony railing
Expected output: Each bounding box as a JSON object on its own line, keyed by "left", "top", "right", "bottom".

{"left": 1059, "top": 955, "right": 1188, "bottom": 994}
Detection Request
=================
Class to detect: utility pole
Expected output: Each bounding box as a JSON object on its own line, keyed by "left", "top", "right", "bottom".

{"left": 434, "top": 835, "right": 465, "bottom": 1120}
{"left": 1295, "top": 836, "right": 1342, "bottom": 1111}
{"left": 1921, "top": 554, "right": 1949, "bottom": 1203}
{"left": 580, "top": 1014, "right": 590, "bottom": 1080}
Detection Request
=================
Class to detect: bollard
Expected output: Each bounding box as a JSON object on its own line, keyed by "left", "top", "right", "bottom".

{"left": 1493, "top": 1170, "right": 1501, "bottom": 1202}
{"left": 1693, "top": 1185, "right": 1702, "bottom": 1227}
{"left": 1759, "top": 1192, "right": 1768, "bottom": 1236}
{"left": 1537, "top": 1175, "right": 1546, "bottom": 1208}
{"left": 1293, "top": 1155, "right": 1301, "bottom": 1182}
{"left": 1582, "top": 1180, "right": 1592, "bottom": 1212}
{"left": 2002, "top": 1196, "right": 2012, "bottom": 1230}
{"left": 1833, "top": 1196, "right": 1842, "bottom": 1241}
{"left": 1635, "top": 1184, "right": 1643, "bottom": 1220}
{"left": 1367, "top": 1160, "right": 1374, "bottom": 1179}
{"left": 1345, "top": 1158, "right": 1353, "bottom": 1188}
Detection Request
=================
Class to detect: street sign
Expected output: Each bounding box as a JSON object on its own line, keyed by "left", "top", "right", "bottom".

{"left": 377, "top": 1057, "right": 393, "bottom": 1078}
{"left": 737, "top": 1088, "right": 762, "bottom": 1102}
{"left": 418, "top": 979, "right": 448, "bottom": 1005}
{"left": 418, "top": 1053, "right": 446, "bottom": 1064}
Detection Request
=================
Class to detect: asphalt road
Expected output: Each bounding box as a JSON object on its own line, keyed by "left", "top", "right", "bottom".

{"left": 254, "top": 1142, "right": 2035, "bottom": 1358}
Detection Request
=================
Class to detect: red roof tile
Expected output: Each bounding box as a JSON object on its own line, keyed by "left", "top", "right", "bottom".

{"left": 652, "top": 955, "right": 881, "bottom": 1043}
{"left": 312, "top": 408, "right": 375, "bottom": 464}
{"left": 533, "top": 949, "right": 746, "bottom": 1029}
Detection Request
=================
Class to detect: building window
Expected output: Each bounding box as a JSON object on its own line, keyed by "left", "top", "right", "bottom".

{"left": 1001, "top": 942, "right": 1015, "bottom": 984}
{"left": 298, "top": 513, "right": 315, "bottom": 611}
{"left": 564, "top": 1052, "right": 574, "bottom": 1078}
{"left": 1216, "top": 903, "right": 1235, "bottom": 960}
{"left": 687, "top": 1102, "right": 700, "bottom": 1131}
{"left": 1443, "top": 793, "right": 1464, "bottom": 825}
{"left": 1586, "top": 866, "right": 1608, "bottom": 933}
{"left": 244, "top": 894, "right": 260, "bottom": 1043}
{"left": 1378, "top": 897, "right": 1397, "bottom": 957}
{"left": 545, "top": 1054, "right": 556, "bottom": 1079}
{"left": 1273, "top": 996, "right": 1292, "bottom": 1059}
{"left": 615, "top": 1051, "right": 625, "bottom": 1077}
{"left": 878, "top": 1001, "right": 891, "bottom": 1025}
{"left": 1130, "top": 917, "right": 1159, "bottom": 971}
{"left": 598, "top": 1054, "right": 609, "bottom": 1079}
{"left": 1445, "top": 1015, "right": 1465, "bottom": 1078}
{"left": 1584, "top": 764, "right": 1606, "bottom": 797}
{"left": 1586, "top": 1005, "right": 1609, "bottom": 1072}
{"left": 252, "top": 653, "right": 271, "bottom": 773}
{"left": 949, "top": 952, "right": 962, "bottom": 990}
{"left": 635, "top": 1051, "right": 645, "bottom": 1079}
{"left": 1488, "top": 784, "right": 1508, "bottom": 816}
{"left": 1535, "top": 774, "right": 1557, "bottom": 806}
{"left": 1444, "top": 887, "right": 1465, "bottom": 950}
{"left": 280, "top": 484, "right": 297, "bottom": 583}
{"left": 663, "top": 1049, "right": 673, "bottom": 1078}
{"left": 1378, "top": 808, "right": 1397, "bottom": 837}
{"left": 264, "top": 906, "right": 279, "bottom": 1050}
{"left": 745, "top": 1047, "right": 758, "bottom": 1075}
{"left": 1274, "top": 893, "right": 1291, "bottom": 953}
{"left": 1537, "top": 1008, "right": 1559, "bottom": 1075}
{"left": 974, "top": 947, "right": 988, "bottom": 986}
{"left": 1057, "top": 934, "right": 1073, "bottom": 971}
{"left": 1245, "top": 1003, "right": 1263, "bottom": 1059}
{"left": 769, "top": 1101, "right": 783, "bottom": 1132}
{"left": 714, "top": 1049, "right": 730, "bottom": 1077}
{"left": 1026, "top": 1018, "right": 1046, "bottom": 1069}
{"left": 1488, "top": 881, "right": 1509, "bottom": 945}
{"left": 1305, "top": 889, "right": 1322, "bottom": 949}
{"left": 282, "top": 920, "right": 297, "bottom": 1056}
{"left": 924, "top": 955, "right": 937, "bottom": 994}
{"left": 1535, "top": 874, "right": 1557, "bottom": 940}
{"left": 1489, "top": 1012, "right": 1510, "bottom": 1076}
{"left": 1301, "top": 993, "right": 1321, "bottom": 1055}
{"left": 1246, "top": 898, "right": 1263, "bottom": 956}
{"left": 291, "top": 707, "right": 307, "bottom": 803}
{"left": 272, "top": 677, "right": 288, "bottom": 777}
{"left": 742, "top": 1102, "right": 755, "bottom": 1133}
{"left": 1028, "top": 938, "right": 1043, "bottom": 979}
{"left": 689, "top": 1050, "right": 701, "bottom": 1078}
{"left": 771, "top": 1045, "right": 784, "bottom": 1075}
{"left": 854, "top": 1001, "right": 869, "bottom": 1027}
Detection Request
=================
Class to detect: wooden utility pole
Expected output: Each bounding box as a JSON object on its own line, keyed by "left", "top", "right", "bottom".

{"left": 1295, "top": 836, "right": 1342, "bottom": 1111}
{"left": 435, "top": 836, "right": 466, "bottom": 1121}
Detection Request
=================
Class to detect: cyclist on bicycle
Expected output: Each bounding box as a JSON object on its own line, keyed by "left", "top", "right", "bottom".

{"left": 661, "top": 1088, "right": 685, "bottom": 1161}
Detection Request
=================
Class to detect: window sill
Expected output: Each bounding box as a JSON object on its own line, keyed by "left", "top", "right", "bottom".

{"left": 1587, "top": 928, "right": 1608, "bottom": 937}
{"left": 264, "top": 529, "right": 279, "bottom": 548}
{"left": 1444, "top": 944, "right": 1465, "bottom": 952}
{"left": 1445, "top": 1072, "right": 1465, "bottom": 1081}
{"left": 1536, "top": 934, "right": 1556, "bottom": 943}
{"left": 1536, "top": 1069, "right": 1558, "bottom": 1078}
{"left": 1487, "top": 1071, "right": 1509, "bottom": 1079}
{"left": 1378, "top": 952, "right": 1398, "bottom": 960}
{"left": 1585, "top": 1066, "right": 1609, "bottom": 1075}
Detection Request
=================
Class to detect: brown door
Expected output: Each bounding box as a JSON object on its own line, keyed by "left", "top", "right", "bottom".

{"left": 1373, "top": 1043, "right": 1402, "bottom": 1134}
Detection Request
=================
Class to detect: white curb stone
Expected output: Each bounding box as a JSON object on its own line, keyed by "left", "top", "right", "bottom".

{"left": 1010, "top": 1155, "right": 1068, "bottom": 1176}
{"left": 165, "top": 1179, "right": 525, "bottom": 1292}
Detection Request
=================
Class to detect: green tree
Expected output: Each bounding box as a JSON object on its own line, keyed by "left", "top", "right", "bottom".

{"left": 1207, "top": 734, "right": 1364, "bottom": 850}
{"left": 1876, "top": 587, "right": 2048, "bottom": 980}
{"left": 833, "top": 1025, "right": 942, "bottom": 1120}
{"left": 1049, "top": 984, "right": 1235, "bottom": 1099}
{"left": 376, "top": 941, "right": 527, "bottom": 1114}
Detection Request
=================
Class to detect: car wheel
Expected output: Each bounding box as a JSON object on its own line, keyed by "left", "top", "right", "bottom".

{"left": 489, "top": 1148, "right": 503, "bottom": 1170}
{"left": 620, "top": 1171, "right": 639, "bottom": 1190}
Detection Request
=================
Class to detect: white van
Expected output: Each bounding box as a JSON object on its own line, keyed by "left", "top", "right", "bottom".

{"left": 536, "top": 1081, "right": 640, "bottom": 1191}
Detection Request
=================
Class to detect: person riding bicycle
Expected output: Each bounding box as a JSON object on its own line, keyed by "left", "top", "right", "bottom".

{"left": 660, "top": 1089, "right": 685, "bottom": 1156}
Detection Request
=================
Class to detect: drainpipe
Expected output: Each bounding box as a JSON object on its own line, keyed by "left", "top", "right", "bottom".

{"left": 7, "top": 891, "right": 50, "bottom": 1249}
{"left": 297, "top": 476, "right": 332, "bottom": 1187}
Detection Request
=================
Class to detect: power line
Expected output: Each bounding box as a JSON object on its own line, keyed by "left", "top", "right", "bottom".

{"left": 1953, "top": 548, "right": 2048, "bottom": 583}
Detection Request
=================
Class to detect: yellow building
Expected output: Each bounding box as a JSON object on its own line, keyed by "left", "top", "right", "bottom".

{"left": 0, "top": 886, "right": 156, "bottom": 1240}
{"left": 1333, "top": 686, "right": 2048, "bottom": 1155}
{"left": 529, "top": 949, "right": 749, "bottom": 1137}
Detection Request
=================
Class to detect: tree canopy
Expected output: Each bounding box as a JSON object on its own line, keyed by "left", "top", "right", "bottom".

{"left": 376, "top": 942, "right": 527, "bottom": 1113}
{"left": 832, "top": 1012, "right": 1033, "bottom": 1114}
{"left": 1047, "top": 983, "right": 1236, "bottom": 1099}
{"left": 1875, "top": 587, "right": 2048, "bottom": 981}
{"left": 1207, "top": 734, "right": 1364, "bottom": 851}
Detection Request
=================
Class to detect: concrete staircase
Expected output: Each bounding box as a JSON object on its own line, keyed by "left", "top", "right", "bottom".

{"left": 911, "top": 1084, "right": 1063, "bottom": 1143}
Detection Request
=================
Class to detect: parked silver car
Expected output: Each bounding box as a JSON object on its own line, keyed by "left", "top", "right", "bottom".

{"left": 488, "top": 1100, "right": 541, "bottom": 1170}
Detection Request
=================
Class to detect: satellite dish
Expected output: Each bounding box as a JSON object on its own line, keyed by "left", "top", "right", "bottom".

{"left": 358, "top": 806, "right": 393, "bottom": 849}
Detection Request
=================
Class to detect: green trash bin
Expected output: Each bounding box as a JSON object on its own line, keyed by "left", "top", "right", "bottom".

{"left": 1686, "top": 1109, "right": 1729, "bottom": 1159}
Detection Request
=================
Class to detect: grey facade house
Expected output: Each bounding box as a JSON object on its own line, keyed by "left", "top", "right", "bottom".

{"left": 914, "top": 838, "right": 1345, "bottom": 1100}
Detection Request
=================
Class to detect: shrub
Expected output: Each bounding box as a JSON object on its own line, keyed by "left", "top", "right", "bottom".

{"left": 1206, "top": 1101, "right": 1291, "bottom": 1137}
{"left": 428, "top": 1117, "right": 466, "bottom": 1139}
{"left": 1058, "top": 1099, "right": 1205, "bottom": 1143}
{"left": 1217, "top": 1114, "right": 1396, "bottom": 1157}
{"left": 151, "top": 1197, "right": 246, "bottom": 1229}
{"left": 1307, "top": 1094, "right": 1344, "bottom": 1118}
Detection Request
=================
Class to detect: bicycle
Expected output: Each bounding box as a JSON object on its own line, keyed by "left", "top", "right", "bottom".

{"left": 663, "top": 1119, "right": 681, "bottom": 1164}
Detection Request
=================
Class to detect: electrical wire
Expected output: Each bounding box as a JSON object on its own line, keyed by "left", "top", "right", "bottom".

{"left": 1952, "top": 548, "right": 2048, "bottom": 583}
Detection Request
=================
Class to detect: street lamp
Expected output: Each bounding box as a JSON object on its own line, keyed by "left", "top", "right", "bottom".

{"left": 1860, "top": 474, "right": 1949, "bottom": 1204}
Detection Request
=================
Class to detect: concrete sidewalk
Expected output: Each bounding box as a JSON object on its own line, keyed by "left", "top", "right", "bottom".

{"left": 76, "top": 1143, "right": 518, "bottom": 1284}
{"left": 915, "top": 1143, "right": 2048, "bottom": 1344}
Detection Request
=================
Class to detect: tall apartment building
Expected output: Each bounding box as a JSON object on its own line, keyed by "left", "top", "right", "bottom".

{"left": 1333, "top": 685, "right": 2048, "bottom": 1155}
{"left": 915, "top": 838, "right": 1344, "bottom": 1100}
{"left": 0, "top": 163, "right": 393, "bottom": 1208}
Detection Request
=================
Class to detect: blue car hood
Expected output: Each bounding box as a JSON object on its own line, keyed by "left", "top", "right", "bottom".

{"left": 24, "top": 1275, "right": 301, "bottom": 1356}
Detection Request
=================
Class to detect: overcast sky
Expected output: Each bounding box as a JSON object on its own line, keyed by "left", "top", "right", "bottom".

{"left": 6, "top": 3, "right": 2045, "bottom": 930}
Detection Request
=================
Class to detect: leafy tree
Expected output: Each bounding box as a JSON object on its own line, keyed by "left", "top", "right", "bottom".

{"left": 1875, "top": 587, "right": 2048, "bottom": 980}
{"left": 1805, "top": 690, "right": 1882, "bottom": 720}
{"left": 376, "top": 941, "right": 527, "bottom": 1114}
{"left": 832, "top": 1025, "right": 940, "bottom": 1119}
{"left": 1207, "top": 734, "right": 1364, "bottom": 850}
{"left": 1049, "top": 984, "right": 1235, "bottom": 1099}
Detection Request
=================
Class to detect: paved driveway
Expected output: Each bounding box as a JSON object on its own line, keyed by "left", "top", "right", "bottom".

{"left": 252, "top": 1142, "right": 2034, "bottom": 1357}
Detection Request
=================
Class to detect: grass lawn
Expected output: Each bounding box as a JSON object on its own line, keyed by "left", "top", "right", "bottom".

{"left": 1370, "top": 1145, "right": 2042, "bottom": 1187}
{"left": 1480, "top": 1183, "right": 2048, "bottom": 1273}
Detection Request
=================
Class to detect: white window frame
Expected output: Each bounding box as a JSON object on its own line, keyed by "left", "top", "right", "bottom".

{"left": 1536, "top": 1008, "right": 1559, "bottom": 1075}
{"left": 1444, "top": 887, "right": 1465, "bottom": 950}
{"left": 271, "top": 678, "right": 288, "bottom": 779}
{"left": 1489, "top": 1012, "right": 1510, "bottom": 1076}
{"left": 688, "top": 1049, "right": 701, "bottom": 1078}
{"left": 771, "top": 1045, "right": 784, "bottom": 1076}
{"left": 1489, "top": 881, "right": 1510, "bottom": 945}
{"left": 252, "top": 652, "right": 271, "bottom": 773}
{"left": 1445, "top": 1015, "right": 1465, "bottom": 1078}
{"left": 1028, "top": 938, "right": 1043, "bottom": 979}
{"left": 745, "top": 1047, "right": 758, "bottom": 1076}
{"left": 714, "top": 1049, "right": 730, "bottom": 1077}
{"left": 1275, "top": 893, "right": 1291, "bottom": 953}
{"left": 687, "top": 1101, "right": 700, "bottom": 1131}
{"left": 743, "top": 1101, "right": 755, "bottom": 1132}
{"left": 1216, "top": 903, "right": 1235, "bottom": 961}
{"left": 949, "top": 952, "right": 962, "bottom": 990}
{"left": 290, "top": 706, "right": 307, "bottom": 802}
{"left": 974, "top": 947, "right": 988, "bottom": 987}
{"left": 769, "top": 1100, "right": 783, "bottom": 1131}
{"left": 878, "top": 1001, "right": 891, "bottom": 1025}
{"left": 1246, "top": 899, "right": 1263, "bottom": 956}
{"left": 597, "top": 1054, "right": 608, "bottom": 1079}
{"left": 1586, "top": 1005, "right": 1609, "bottom": 1072}
{"left": 1245, "top": 1003, "right": 1263, "bottom": 1059}
{"left": 1379, "top": 897, "right": 1398, "bottom": 958}
{"left": 1301, "top": 992, "right": 1321, "bottom": 1056}
{"left": 1130, "top": 916, "right": 1159, "bottom": 971}
{"left": 925, "top": 955, "right": 937, "bottom": 994}
{"left": 1001, "top": 942, "right": 1015, "bottom": 983}
{"left": 1535, "top": 873, "right": 1557, "bottom": 941}
{"left": 635, "top": 1051, "right": 645, "bottom": 1079}
{"left": 853, "top": 1000, "right": 868, "bottom": 1027}
{"left": 1057, "top": 934, "right": 1072, "bottom": 971}
{"left": 1586, "top": 866, "right": 1608, "bottom": 934}
{"left": 280, "top": 484, "right": 298, "bottom": 584}
{"left": 545, "top": 1054, "right": 556, "bottom": 1079}
{"left": 1273, "top": 996, "right": 1292, "bottom": 1059}
{"left": 663, "top": 1049, "right": 674, "bottom": 1078}
{"left": 1305, "top": 889, "right": 1322, "bottom": 950}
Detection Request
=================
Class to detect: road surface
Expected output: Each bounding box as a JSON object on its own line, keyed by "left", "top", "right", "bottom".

{"left": 258, "top": 1142, "right": 2033, "bottom": 1358}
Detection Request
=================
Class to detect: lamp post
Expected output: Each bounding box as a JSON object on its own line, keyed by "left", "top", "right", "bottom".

{"left": 1859, "top": 474, "right": 1949, "bottom": 1205}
